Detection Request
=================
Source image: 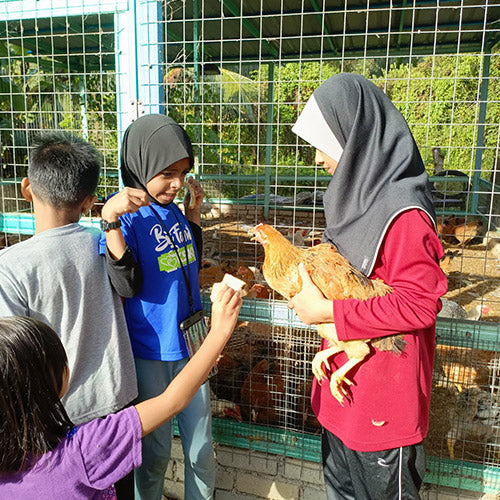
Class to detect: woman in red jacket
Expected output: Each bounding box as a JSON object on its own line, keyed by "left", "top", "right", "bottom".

{"left": 289, "top": 73, "right": 448, "bottom": 499}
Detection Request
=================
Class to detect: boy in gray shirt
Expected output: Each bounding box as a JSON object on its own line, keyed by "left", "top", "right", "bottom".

{"left": 0, "top": 132, "right": 137, "bottom": 457}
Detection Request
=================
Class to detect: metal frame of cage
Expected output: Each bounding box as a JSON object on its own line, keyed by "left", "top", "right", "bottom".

{"left": 1, "top": 0, "right": 500, "bottom": 496}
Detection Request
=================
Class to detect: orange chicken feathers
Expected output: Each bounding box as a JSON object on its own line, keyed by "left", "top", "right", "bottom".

{"left": 249, "top": 223, "right": 405, "bottom": 404}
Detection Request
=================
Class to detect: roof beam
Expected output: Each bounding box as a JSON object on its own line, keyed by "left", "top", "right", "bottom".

{"left": 308, "top": 0, "right": 338, "bottom": 56}
{"left": 397, "top": 0, "right": 408, "bottom": 49}
{"left": 220, "top": 0, "right": 279, "bottom": 58}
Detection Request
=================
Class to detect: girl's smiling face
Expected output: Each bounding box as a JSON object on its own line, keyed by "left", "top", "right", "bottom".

{"left": 146, "top": 157, "right": 191, "bottom": 204}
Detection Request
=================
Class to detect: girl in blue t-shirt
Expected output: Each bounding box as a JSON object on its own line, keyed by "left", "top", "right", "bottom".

{"left": 0, "top": 289, "right": 241, "bottom": 498}
{"left": 99, "top": 114, "right": 214, "bottom": 500}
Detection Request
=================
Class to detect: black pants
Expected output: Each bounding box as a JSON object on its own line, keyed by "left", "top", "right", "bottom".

{"left": 322, "top": 429, "right": 425, "bottom": 500}
{"left": 115, "top": 470, "right": 135, "bottom": 500}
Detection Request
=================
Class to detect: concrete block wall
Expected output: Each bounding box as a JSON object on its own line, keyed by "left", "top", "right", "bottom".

{"left": 201, "top": 203, "right": 326, "bottom": 228}
{"left": 161, "top": 438, "right": 498, "bottom": 500}
{"left": 162, "top": 438, "right": 326, "bottom": 500}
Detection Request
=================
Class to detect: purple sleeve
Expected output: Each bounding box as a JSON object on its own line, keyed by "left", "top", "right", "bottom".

{"left": 76, "top": 406, "right": 142, "bottom": 490}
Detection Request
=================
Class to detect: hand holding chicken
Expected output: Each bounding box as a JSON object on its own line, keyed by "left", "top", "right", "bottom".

{"left": 249, "top": 223, "right": 406, "bottom": 405}
{"left": 288, "top": 263, "right": 333, "bottom": 325}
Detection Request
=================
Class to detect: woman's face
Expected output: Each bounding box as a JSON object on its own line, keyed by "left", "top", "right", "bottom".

{"left": 146, "top": 157, "right": 191, "bottom": 204}
{"left": 315, "top": 149, "right": 338, "bottom": 175}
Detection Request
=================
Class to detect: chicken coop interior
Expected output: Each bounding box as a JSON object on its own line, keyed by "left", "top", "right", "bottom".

{"left": 1, "top": 0, "right": 500, "bottom": 497}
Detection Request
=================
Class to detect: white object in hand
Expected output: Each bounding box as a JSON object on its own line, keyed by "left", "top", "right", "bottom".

{"left": 210, "top": 274, "right": 248, "bottom": 302}
{"left": 185, "top": 181, "right": 196, "bottom": 209}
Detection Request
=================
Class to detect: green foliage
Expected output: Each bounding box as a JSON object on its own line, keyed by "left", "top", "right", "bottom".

{"left": 165, "top": 52, "right": 500, "bottom": 200}
{"left": 2, "top": 29, "right": 499, "bottom": 202}
{"left": 0, "top": 37, "right": 118, "bottom": 200}
{"left": 382, "top": 54, "right": 499, "bottom": 175}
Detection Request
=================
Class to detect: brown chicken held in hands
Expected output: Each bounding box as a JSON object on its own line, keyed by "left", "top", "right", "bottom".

{"left": 248, "top": 223, "right": 406, "bottom": 405}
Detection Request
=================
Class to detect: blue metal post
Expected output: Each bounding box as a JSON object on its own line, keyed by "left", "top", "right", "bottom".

{"left": 115, "top": 3, "right": 139, "bottom": 150}
{"left": 115, "top": 0, "right": 164, "bottom": 149}
{"left": 136, "top": 0, "right": 164, "bottom": 116}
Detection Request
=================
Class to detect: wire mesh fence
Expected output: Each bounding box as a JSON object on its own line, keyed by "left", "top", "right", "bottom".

{"left": 1, "top": 0, "right": 500, "bottom": 496}
{"left": 0, "top": 6, "right": 119, "bottom": 231}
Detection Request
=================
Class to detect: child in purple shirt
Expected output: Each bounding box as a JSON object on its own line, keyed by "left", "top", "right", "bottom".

{"left": 0, "top": 285, "right": 241, "bottom": 499}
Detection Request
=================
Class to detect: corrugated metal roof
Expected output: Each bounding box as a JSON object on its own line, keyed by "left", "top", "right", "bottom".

{"left": 165, "top": 0, "right": 500, "bottom": 63}
{"left": 3, "top": 1, "right": 498, "bottom": 71}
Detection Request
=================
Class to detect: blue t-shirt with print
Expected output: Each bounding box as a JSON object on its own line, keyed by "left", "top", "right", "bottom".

{"left": 99, "top": 202, "right": 202, "bottom": 361}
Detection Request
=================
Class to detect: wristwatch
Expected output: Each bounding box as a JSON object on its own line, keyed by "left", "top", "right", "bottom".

{"left": 100, "top": 219, "right": 121, "bottom": 232}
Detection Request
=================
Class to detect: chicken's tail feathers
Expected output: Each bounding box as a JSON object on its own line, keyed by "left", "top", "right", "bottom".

{"left": 351, "top": 267, "right": 370, "bottom": 287}
{"left": 350, "top": 268, "right": 393, "bottom": 297}
{"left": 373, "top": 335, "right": 407, "bottom": 354}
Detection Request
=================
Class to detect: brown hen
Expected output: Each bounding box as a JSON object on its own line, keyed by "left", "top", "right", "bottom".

{"left": 249, "top": 223, "right": 405, "bottom": 404}
{"left": 241, "top": 359, "right": 285, "bottom": 425}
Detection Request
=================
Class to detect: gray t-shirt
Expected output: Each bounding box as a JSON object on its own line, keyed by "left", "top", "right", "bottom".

{"left": 0, "top": 223, "right": 137, "bottom": 424}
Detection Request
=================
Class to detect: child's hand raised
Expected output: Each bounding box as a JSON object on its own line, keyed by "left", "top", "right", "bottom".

{"left": 135, "top": 284, "right": 242, "bottom": 437}
{"left": 101, "top": 187, "right": 151, "bottom": 221}
{"left": 101, "top": 187, "right": 151, "bottom": 261}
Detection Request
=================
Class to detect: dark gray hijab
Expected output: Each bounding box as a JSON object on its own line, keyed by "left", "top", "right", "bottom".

{"left": 120, "top": 114, "right": 194, "bottom": 194}
{"left": 294, "top": 73, "right": 436, "bottom": 275}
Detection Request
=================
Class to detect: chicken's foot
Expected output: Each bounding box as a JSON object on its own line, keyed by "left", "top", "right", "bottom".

{"left": 329, "top": 356, "right": 366, "bottom": 405}
{"left": 312, "top": 345, "right": 343, "bottom": 383}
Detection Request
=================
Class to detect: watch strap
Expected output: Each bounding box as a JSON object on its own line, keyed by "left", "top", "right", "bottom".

{"left": 100, "top": 219, "right": 121, "bottom": 232}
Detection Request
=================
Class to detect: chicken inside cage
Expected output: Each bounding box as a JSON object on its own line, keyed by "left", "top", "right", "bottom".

{"left": 436, "top": 215, "right": 485, "bottom": 247}
{"left": 208, "top": 318, "right": 322, "bottom": 434}
{"left": 446, "top": 387, "right": 500, "bottom": 461}
{"left": 427, "top": 345, "right": 500, "bottom": 463}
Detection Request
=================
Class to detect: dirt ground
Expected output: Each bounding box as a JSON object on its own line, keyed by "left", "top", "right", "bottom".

{"left": 443, "top": 243, "right": 500, "bottom": 322}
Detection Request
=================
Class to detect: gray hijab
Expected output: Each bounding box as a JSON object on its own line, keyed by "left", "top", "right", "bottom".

{"left": 120, "top": 114, "right": 193, "bottom": 195}
{"left": 293, "top": 73, "right": 436, "bottom": 275}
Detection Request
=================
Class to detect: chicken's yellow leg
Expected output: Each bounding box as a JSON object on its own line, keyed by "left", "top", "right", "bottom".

{"left": 312, "top": 345, "right": 343, "bottom": 383}
{"left": 329, "top": 356, "right": 365, "bottom": 406}
{"left": 446, "top": 437, "right": 456, "bottom": 460}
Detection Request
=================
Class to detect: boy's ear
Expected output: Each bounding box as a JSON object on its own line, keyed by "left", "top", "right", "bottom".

{"left": 81, "top": 194, "right": 97, "bottom": 214}
{"left": 20, "top": 177, "right": 33, "bottom": 202}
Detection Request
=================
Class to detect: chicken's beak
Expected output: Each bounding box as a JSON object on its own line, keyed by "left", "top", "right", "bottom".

{"left": 248, "top": 225, "right": 258, "bottom": 241}
{"left": 248, "top": 228, "right": 259, "bottom": 243}
{"left": 248, "top": 224, "right": 267, "bottom": 245}
{"left": 250, "top": 231, "right": 267, "bottom": 245}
